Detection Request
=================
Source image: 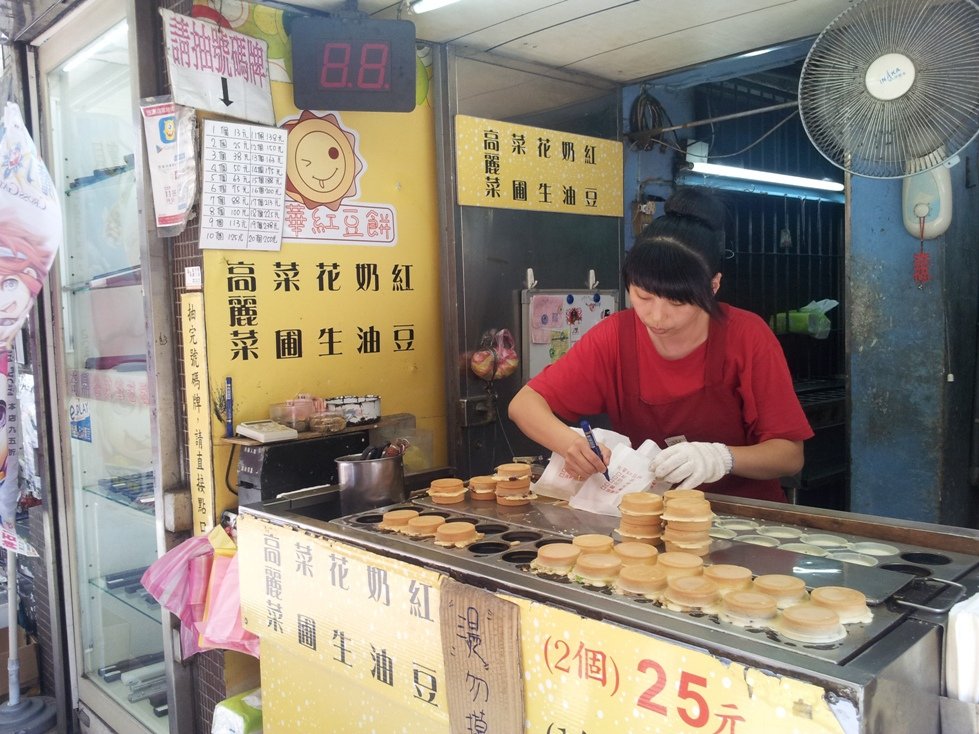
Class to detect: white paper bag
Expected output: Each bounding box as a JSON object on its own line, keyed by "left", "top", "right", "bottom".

{"left": 569, "top": 442, "right": 658, "bottom": 516}
{"left": 532, "top": 427, "right": 631, "bottom": 501}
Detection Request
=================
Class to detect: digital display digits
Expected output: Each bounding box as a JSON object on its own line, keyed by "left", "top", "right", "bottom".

{"left": 319, "top": 41, "right": 391, "bottom": 91}
{"left": 292, "top": 17, "right": 416, "bottom": 112}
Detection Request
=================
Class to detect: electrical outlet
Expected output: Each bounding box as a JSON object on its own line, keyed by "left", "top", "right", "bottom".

{"left": 459, "top": 395, "right": 496, "bottom": 427}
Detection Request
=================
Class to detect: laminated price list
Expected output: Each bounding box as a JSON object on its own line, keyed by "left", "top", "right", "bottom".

{"left": 201, "top": 119, "right": 287, "bottom": 251}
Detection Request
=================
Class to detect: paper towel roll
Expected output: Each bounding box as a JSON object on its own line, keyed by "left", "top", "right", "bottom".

{"left": 947, "top": 592, "right": 979, "bottom": 704}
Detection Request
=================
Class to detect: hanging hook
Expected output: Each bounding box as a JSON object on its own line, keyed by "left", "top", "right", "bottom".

{"left": 587, "top": 269, "right": 599, "bottom": 290}
{"left": 526, "top": 268, "right": 537, "bottom": 289}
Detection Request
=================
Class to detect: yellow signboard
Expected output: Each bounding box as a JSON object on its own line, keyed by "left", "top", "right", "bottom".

{"left": 191, "top": 0, "right": 448, "bottom": 523}
{"left": 181, "top": 292, "right": 216, "bottom": 534}
{"left": 237, "top": 513, "right": 449, "bottom": 728}
{"left": 455, "top": 114, "right": 623, "bottom": 216}
{"left": 505, "top": 594, "right": 848, "bottom": 734}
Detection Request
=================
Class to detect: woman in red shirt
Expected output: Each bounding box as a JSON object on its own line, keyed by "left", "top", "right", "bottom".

{"left": 508, "top": 187, "right": 813, "bottom": 502}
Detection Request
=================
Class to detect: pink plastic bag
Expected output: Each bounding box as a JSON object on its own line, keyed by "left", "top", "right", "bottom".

{"left": 199, "top": 554, "right": 259, "bottom": 658}
{"left": 141, "top": 534, "right": 214, "bottom": 657}
{"left": 470, "top": 328, "right": 519, "bottom": 381}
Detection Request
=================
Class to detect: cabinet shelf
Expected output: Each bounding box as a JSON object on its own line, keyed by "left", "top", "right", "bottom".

{"left": 83, "top": 480, "right": 155, "bottom": 516}
{"left": 86, "top": 669, "right": 169, "bottom": 734}
{"left": 64, "top": 265, "right": 142, "bottom": 294}
{"left": 88, "top": 576, "right": 161, "bottom": 625}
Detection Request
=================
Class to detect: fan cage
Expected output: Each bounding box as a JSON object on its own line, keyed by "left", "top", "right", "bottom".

{"left": 799, "top": 0, "right": 979, "bottom": 179}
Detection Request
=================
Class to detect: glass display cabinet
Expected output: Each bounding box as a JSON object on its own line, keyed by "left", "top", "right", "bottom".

{"left": 35, "top": 0, "right": 184, "bottom": 731}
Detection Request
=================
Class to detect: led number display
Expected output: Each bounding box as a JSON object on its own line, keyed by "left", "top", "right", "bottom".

{"left": 292, "top": 16, "right": 416, "bottom": 112}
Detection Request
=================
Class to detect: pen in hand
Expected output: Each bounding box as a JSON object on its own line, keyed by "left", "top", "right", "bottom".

{"left": 579, "top": 419, "right": 610, "bottom": 481}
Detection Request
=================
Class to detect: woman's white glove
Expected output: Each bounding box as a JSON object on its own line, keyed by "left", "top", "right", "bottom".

{"left": 650, "top": 442, "right": 733, "bottom": 489}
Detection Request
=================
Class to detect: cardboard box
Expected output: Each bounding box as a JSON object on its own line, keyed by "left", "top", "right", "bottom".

{"left": 0, "top": 627, "right": 39, "bottom": 699}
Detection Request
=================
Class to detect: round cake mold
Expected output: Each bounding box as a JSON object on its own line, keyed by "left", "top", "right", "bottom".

{"left": 827, "top": 551, "right": 878, "bottom": 567}
{"left": 737, "top": 535, "right": 780, "bottom": 547}
{"left": 849, "top": 541, "right": 900, "bottom": 557}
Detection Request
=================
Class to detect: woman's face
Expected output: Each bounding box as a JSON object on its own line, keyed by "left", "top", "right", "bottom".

{"left": 629, "top": 284, "right": 706, "bottom": 338}
{"left": 0, "top": 274, "right": 31, "bottom": 344}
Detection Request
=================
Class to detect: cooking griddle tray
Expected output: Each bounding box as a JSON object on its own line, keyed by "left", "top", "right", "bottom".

{"left": 331, "top": 500, "right": 918, "bottom": 665}
{"left": 708, "top": 543, "right": 911, "bottom": 605}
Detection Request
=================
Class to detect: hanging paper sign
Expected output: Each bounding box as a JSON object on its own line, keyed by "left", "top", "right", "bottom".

{"left": 161, "top": 9, "right": 274, "bottom": 125}
{"left": 139, "top": 97, "right": 197, "bottom": 234}
{"left": 200, "top": 119, "right": 287, "bottom": 251}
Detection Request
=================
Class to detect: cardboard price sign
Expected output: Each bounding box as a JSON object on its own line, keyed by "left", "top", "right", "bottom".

{"left": 440, "top": 580, "right": 524, "bottom": 733}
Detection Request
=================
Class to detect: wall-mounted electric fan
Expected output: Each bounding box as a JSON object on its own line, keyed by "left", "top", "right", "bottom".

{"left": 799, "top": 0, "right": 979, "bottom": 238}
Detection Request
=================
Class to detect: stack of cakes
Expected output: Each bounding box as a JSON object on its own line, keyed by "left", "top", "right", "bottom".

{"left": 660, "top": 492, "right": 713, "bottom": 555}
{"left": 467, "top": 475, "right": 498, "bottom": 502}
{"left": 616, "top": 492, "right": 664, "bottom": 544}
{"left": 493, "top": 463, "right": 536, "bottom": 506}
{"left": 427, "top": 477, "right": 468, "bottom": 505}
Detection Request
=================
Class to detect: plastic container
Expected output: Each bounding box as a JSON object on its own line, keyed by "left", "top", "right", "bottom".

{"left": 269, "top": 400, "right": 313, "bottom": 431}
{"left": 309, "top": 410, "right": 347, "bottom": 433}
{"left": 326, "top": 395, "right": 381, "bottom": 425}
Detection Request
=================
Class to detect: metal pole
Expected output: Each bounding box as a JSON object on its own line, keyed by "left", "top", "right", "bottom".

{"left": 629, "top": 100, "right": 799, "bottom": 138}
{"left": 5, "top": 555, "right": 17, "bottom": 708}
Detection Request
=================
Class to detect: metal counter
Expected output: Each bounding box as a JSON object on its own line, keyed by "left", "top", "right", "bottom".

{"left": 243, "top": 495, "right": 979, "bottom": 734}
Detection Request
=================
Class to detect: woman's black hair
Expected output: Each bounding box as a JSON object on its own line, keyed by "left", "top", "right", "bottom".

{"left": 622, "top": 186, "right": 727, "bottom": 317}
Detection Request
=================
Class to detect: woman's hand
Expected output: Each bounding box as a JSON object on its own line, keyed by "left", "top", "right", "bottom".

{"left": 563, "top": 433, "right": 611, "bottom": 480}
{"left": 508, "top": 386, "right": 610, "bottom": 480}
{"left": 650, "top": 442, "right": 732, "bottom": 489}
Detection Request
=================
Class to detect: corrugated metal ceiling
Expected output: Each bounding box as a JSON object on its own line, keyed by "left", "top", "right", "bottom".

{"left": 2, "top": 0, "right": 855, "bottom": 83}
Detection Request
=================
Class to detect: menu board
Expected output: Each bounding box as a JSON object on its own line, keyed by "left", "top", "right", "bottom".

{"left": 200, "top": 119, "right": 286, "bottom": 251}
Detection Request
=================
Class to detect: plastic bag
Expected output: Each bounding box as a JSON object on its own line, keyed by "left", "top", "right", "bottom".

{"left": 769, "top": 299, "right": 838, "bottom": 340}
{"left": 199, "top": 553, "right": 259, "bottom": 658}
{"left": 470, "top": 328, "right": 519, "bottom": 381}
{"left": 141, "top": 533, "right": 214, "bottom": 657}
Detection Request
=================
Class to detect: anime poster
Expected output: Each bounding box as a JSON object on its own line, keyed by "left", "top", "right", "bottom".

{"left": 0, "top": 102, "right": 61, "bottom": 351}
{"left": 0, "top": 102, "right": 62, "bottom": 545}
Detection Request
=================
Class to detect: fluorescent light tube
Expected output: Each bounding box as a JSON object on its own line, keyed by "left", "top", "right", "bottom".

{"left": 687, "top": 161, "right": 844, "bottom": 192}
{"left": 411, "top": 0, "right": 462, "bottom": 12}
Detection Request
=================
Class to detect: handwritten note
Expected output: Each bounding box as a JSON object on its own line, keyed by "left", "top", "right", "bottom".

{"left": 200, "top": 119, "right": 286, "bottom": 251}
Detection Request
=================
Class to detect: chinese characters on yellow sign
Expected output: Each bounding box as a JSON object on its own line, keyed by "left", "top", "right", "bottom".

{"left": 238, "top": 514, "right": 449, "bottom": 726}
{"left": 455, "top": 114, "right": 623, "bottom": 216}
{"left": 506, "top": 594, "right": 847, "bottom": 734}
{"left": 180, "top": 293, "right": 216, "bottom": 534}
{"left": 239, "top": 512, "right": 848, "bottom": 734}
{"left": 220, "top": 258, "right": 417, "bottom": 362}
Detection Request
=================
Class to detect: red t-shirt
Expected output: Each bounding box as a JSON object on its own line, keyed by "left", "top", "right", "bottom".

{"left": 528, "top": 306, "right": 813, "bottom": 445}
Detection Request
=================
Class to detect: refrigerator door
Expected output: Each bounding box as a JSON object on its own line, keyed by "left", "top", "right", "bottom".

{"left": 37, "top": 1, "right": 169, "bottom": 732}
